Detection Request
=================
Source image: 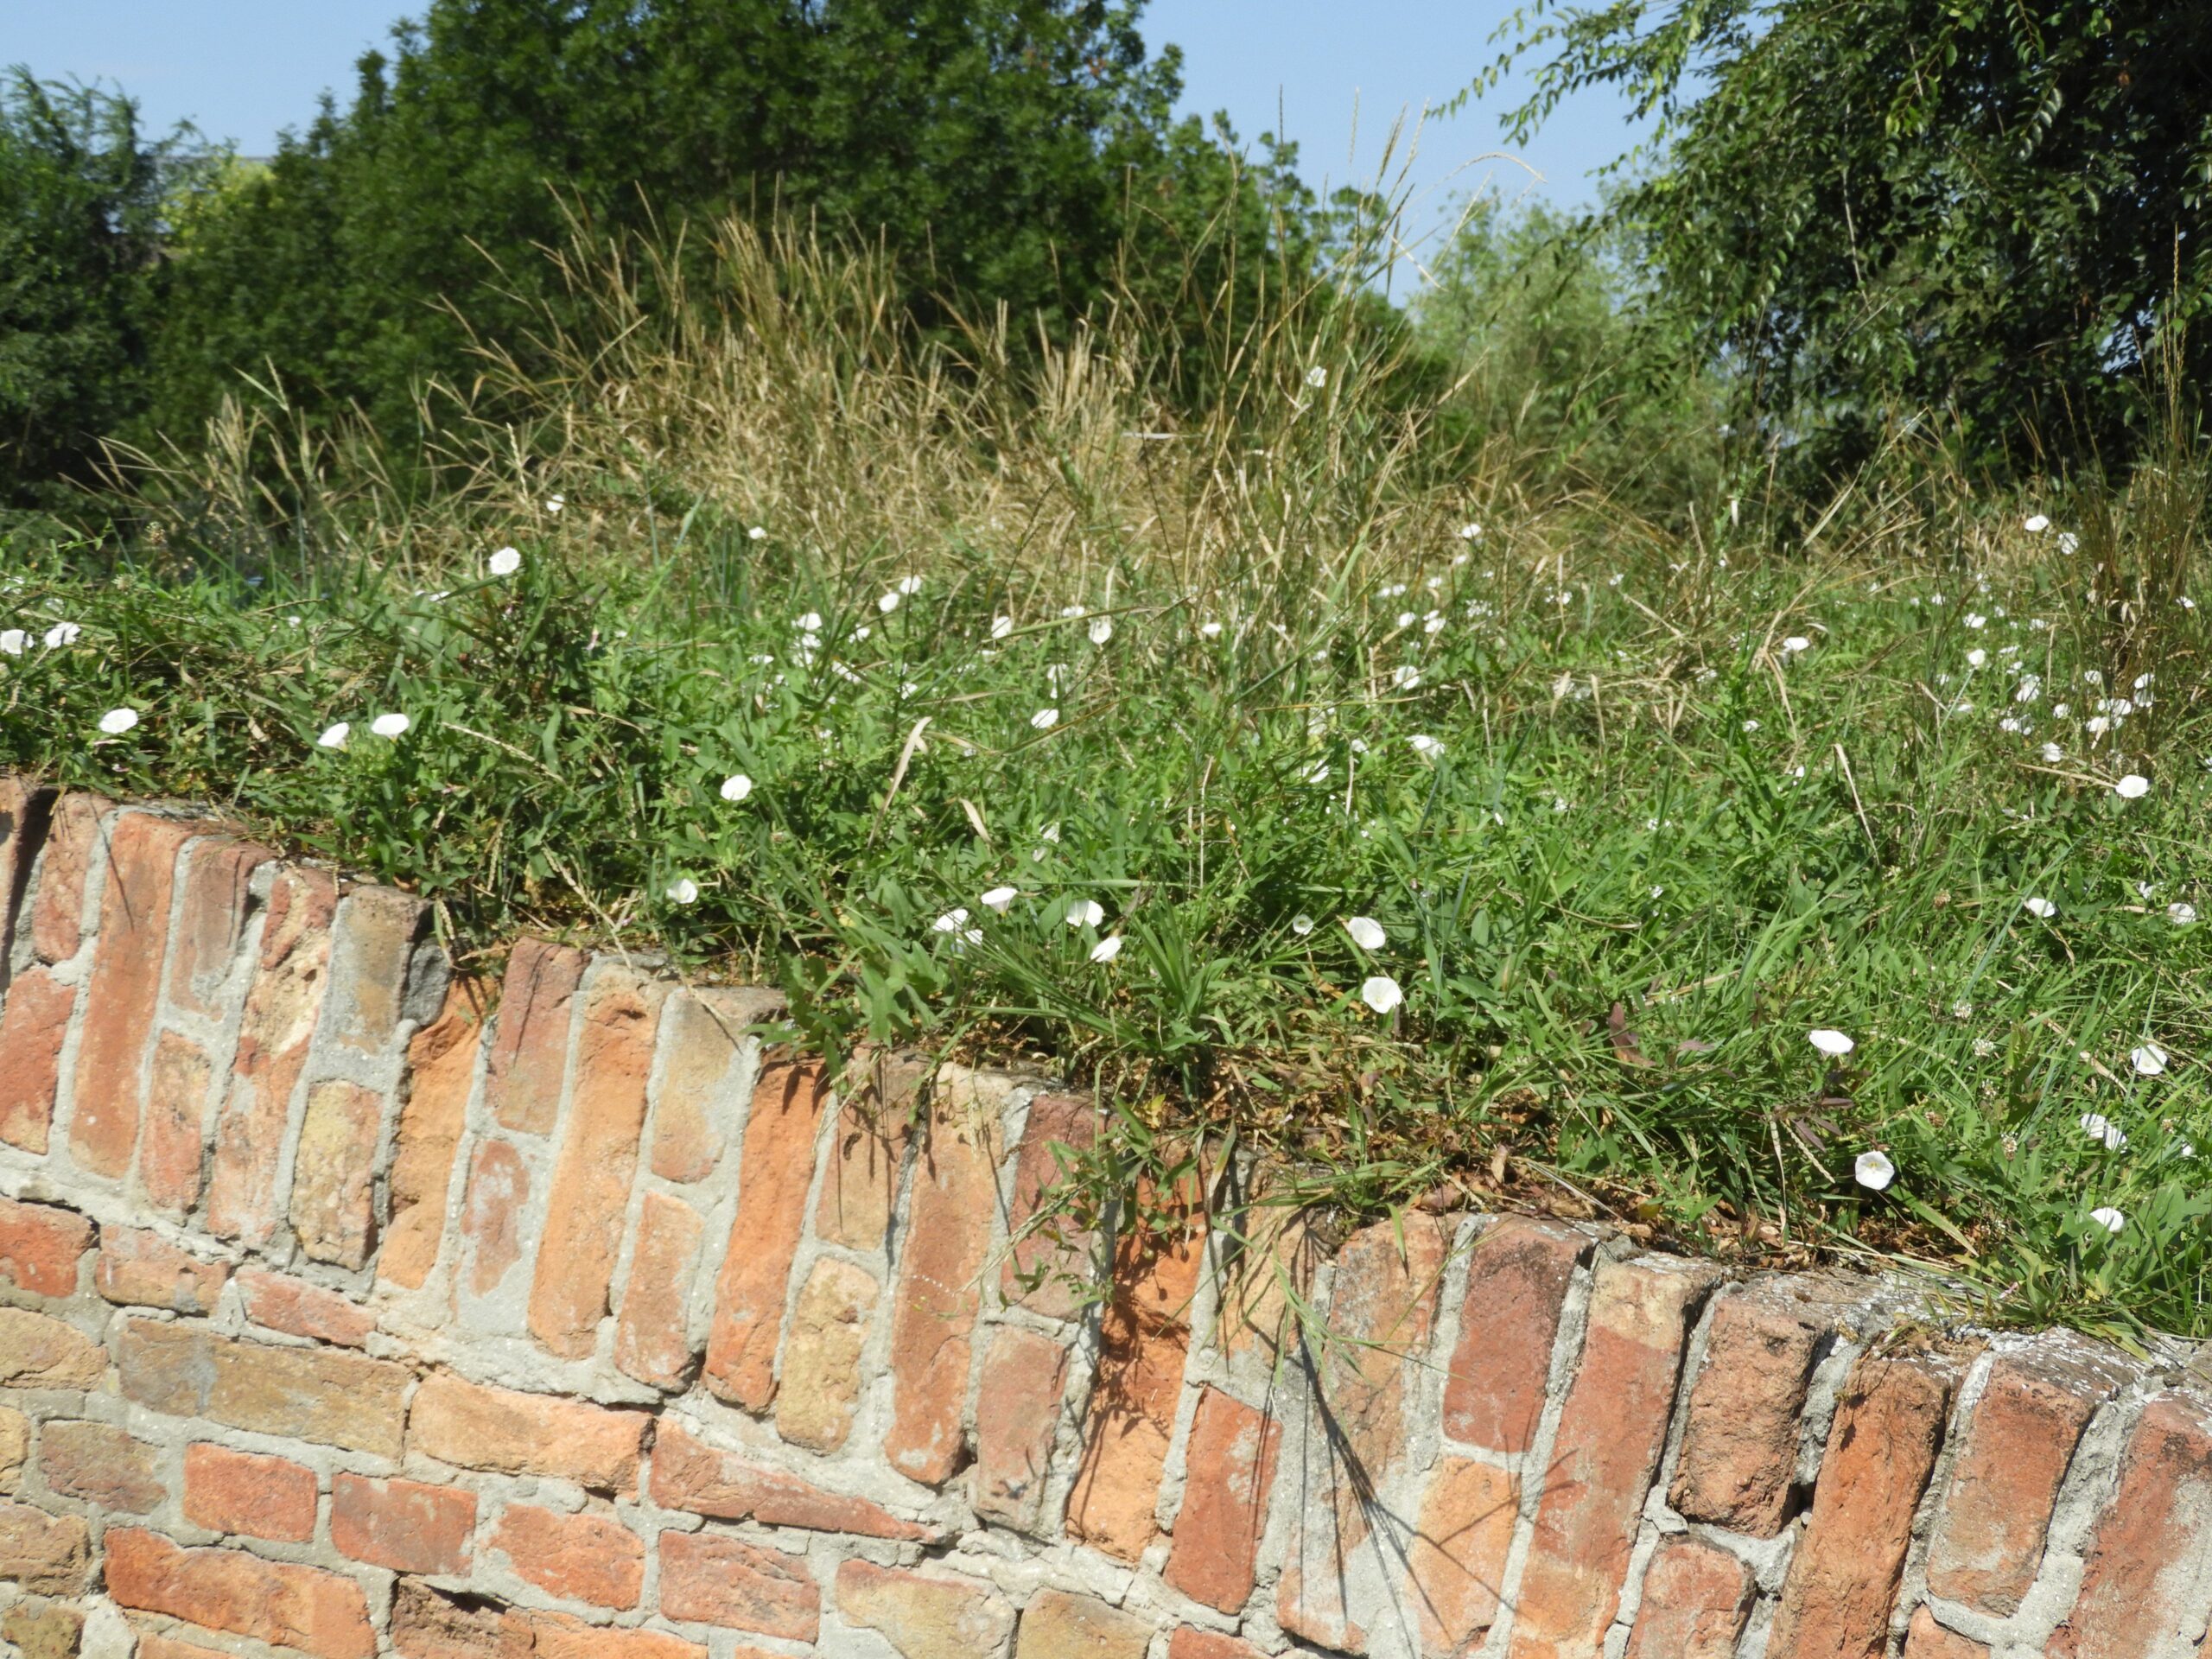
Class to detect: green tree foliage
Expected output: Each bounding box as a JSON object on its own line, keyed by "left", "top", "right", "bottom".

{"left": 1495, "top": 0, "right": 2212, "bottom": 466}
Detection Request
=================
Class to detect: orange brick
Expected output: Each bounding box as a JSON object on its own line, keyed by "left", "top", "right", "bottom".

{"left": 1407, "top": 1456, "right": 1521, "bottom": 1655}
{"left": 1000, "top": 1091, "right": 1101, "bottom": 1317}
{"left": 289, "top": 1078, "right": 385, "bottom": 1268}
{"left": 973, "top": 1325, "right": 1070, "bottom": 1532}
{"left": 0, "top": 966, "right": 75, "bottom": 1152}
{"left": 104, "top": 1526, "right": 374, "bottom": 1658}
{"left": 2047, "top": 1393, "right": 2212, "bottom": 1659}
{"left": 651, "top": 1418, "right": 933, "bottom": 1539}
{"left": 484, "top": 936, "right": 586, "bottom": 1134}
{"left": 1622, "top": 1535, "right": 1756, "bottom": 1659}
{"left": 183, "top": 1442, "right": 319, "bottom": 1541}
{"left": 490, "top": 1502, "right": 644, "bottom": 1609}
{"left": 1904, "top": 1606, "right": 1993, "bottom": 1658}
{"left": 0, "top": 1197, "right": 92, "bottom": 1296}
{"left": 658, "top": 1530, "right": 820, "bottom": 1640}
{"left": 811, "top": 1047, "right": 921, "bottom": 1246}
{"left": 333, "top": 1471, "right": 476, "bottom": 1573}
{"left": 96, "top": 1224, "right": 230, "bottom": 1313}
{"left": 613, "top": 1190, "right": 706, "bottom": 1391}
{"left": 382, "top": 976, "right": 487, "bottom": 1288}
{"left": 410, "top": 1372, "right": 648, "bottom": 1493}
{"left": 1166, "top": 1387, "right": 1282, "bottom": 1613}
{"left": 139, "top": 1029, "right": 218, "bottom": 1213}
{"left": 1669, "top": 1285, "right": 1833, "bottom": 1535}
{"left": 702, "top": 1058, "right": 830, "bottom": 1408}
{"left": 1440, "top": 1216, "right": 1588, "bottom": 1454}
{"left": 29, "top": 791, "right": 107, "bottom": 964}
{"left": 1168, "top": 1631, "right": 1268, "bottom": 1659}
{"left": 167, "top": 836, "right": 274, "bottom": 1018}
{"left": 237, "top": 1266, "right": 377, "bottom": 1348}
{"left": 0, "top": 1306, "right": 105, "bottom": 1388}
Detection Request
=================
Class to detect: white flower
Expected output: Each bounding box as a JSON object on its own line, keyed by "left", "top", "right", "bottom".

{"left": 2087, "top": 716, "right": 2111, "bottom": 736}
{"left": 1059, "top": 605, "right": 1087, "bottom": 620}
{"left": 1964, "top": 613, "right": 1987, "bottom": 629}
{"left": 1200, "top": 620, "right": 1224, "bottom": 638}
{"left": 2089, "top": 1206, "right": 2126, "bottom": 1234}
{"left": 2024, "top": 896, "right": 2056, "bottom": 918}
{"left": 878, "top": 592, "right": 901, "bottom": 613}
{"left": 2131, "top": 1043, "right": 2169, "bottom": 1077}
{"left": 1344, "top": 916, "right": 1386, "bottom": 950}
{"left": 1458, "top": 522, "right": 1483, "bottom": 540}
{"left": 0, "top": 629, "right": 23, "bottom": 655}
{"left": 2169, "top": 903, "right": 2196, "bottom": 925}
{"left": 1742, "top": 720, "right": 1761, "bottom": 732}
{"left": 1808, "top": 1029, "right": 1855, "bottom": 1057}
{"left": 981, "top": 886, "right": 1019, "bottom": 914}
{"left": 41, "top": 622, "right": 80, "bottom": 649}
{"left": 1030, "top": 708, "right": 1058, "bottom": 730}
{"left": 1967, "top": 648, "right": 1987, "bottom": 669}
{"left": 2114, "top": 773, "right": 2151, "bottom": 799}
{"left": 719, "top": 774, "right": 753, "bottom": 803}
{"left": 1089, "top": 616, "right": 1114, "bottom": 645}
{"left": 1409, "top": 734, "right": 1445, "bottom": 760}
{"left": 2057, "top": 531, "right": 2077, "bottom": 553}
{"left": 665, "top": 877, "right": 700, "bottom": 906}
{"left": 1424, "top": 614, "right": 1447, "bottom": 635}
{"left": 1395, "top": 611, "right": 1417, "bottom": 630}
{"left": 932, "top": 907, "right": 971, "bottom": 934}
{"left": 1065, "top": 899, "right": 1105, "bottom": 929}
{"left": 991, "top": 615, "right": 1015, "bottom": 639}
{"left": 97, "top": 707, "right": 138, "bottom": 735}
{"left": 545, "top": 494, "right": 565, "bottom": 514}
{"left": 1782, "top": 635, "right": 1810, "bottom": 655}
{"left": 896, "top": 575, "right": 924, "bottom": 596}
{"left": 1304, "top": 760, "right": 1330, "bottom": 785}
{"left": 1291, "top": 914, "right": 1315, "bottom": 936}
{"left": 1360, "top": 975, "right": 1403, "bottom": 1013}
{"left": 2081, "top": 1112, "right": 2129, "bottom": 1150}
{"left": 370, "top": 713, "right": 411, "bottom": 739}
{"left": 2024, "top": 513, "right": 2051, "bottom": 533}
{"left": 317, "top": 721, "right": 351, "bottom": 750}
{"left": 1305, "top": 365, "right": 1328, "bottom": 389}
{"left": 1552, "top": 797, "right": 1571, "bottom": 812}
{"left": 1392, "top": 664, "right": 1421, "bottom": 690}
{"left": 797, "top": 612, "right": 823, "bottom": 632}
{"left": 488, "top": 546, "right": 522, "bottom": 576}
{"left": 1853, "top": 1151, "right": 1896, "bottom": 1192}
{"left": 748, "top": 525, "right": 768, "bottom": 541}
{"left": 2052, "top": 702, "right": 2070, "bottom": 717}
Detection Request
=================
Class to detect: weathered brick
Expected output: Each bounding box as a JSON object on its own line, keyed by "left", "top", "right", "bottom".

{"left": 139, "top": 1028, "right": 217, "bottom": 1213}
{"left": 1669, "top": 1285, "right": 1834, "bottom": 1535}
{"left": 410, "top": 1372, "right": 648, "bottom": 1493}
{"left": 289, "top": 1077, "right": 385, "bottom": 1268}
{"left": 530, "top": 966, "right": 665, "bottom": 1358}
{"left": 0, "top": 778, "right": 54, "bottom": 976}
{"left": 652, "top": 986, "right": 778, "bottom": 1185}
{"left": 96, "top": 1224, "right": 230, "bottom": 1313}
{"left": 531, "top": 1614, "right": 710, "bottom": 1659}
{"left": 0, "top": 1307, "right": 105, "bottom": 1389}
{"left": 1276, "top": 1212, "right": 1455, "bottom": 1652}
{"left": 38, "top": 1417, "right": 164, "bottom": 1512}
{"left": 1904, "top": 1607, "right": 1992, "bottom": 1658}
{"left": 0, "top": 966, "right": 74, "bottom": 1152}
{"left": 333, "top": 1471, "right": 476, "bottom": 1573}
{"left": 973, "top": 1324, "right": 1071, "bottom": 1532}
{"left": 1506, "top": 1255, "right": 1719, "bottom": 1659}
{"left": 323, "top": 886, "right": 428, "bottom": 1056}
{"left": 137, "top": 1637, "right": 235, "bottom": 1659}
{"left": 1167, "top": 1631, "right": 1268, "bottom": 1659}
{"left": 183, "top": 1442, "right": 319, "bottom": 1541}
{"left": 1764, "top": 1353, "right": 1957, "bottom": 1659}
{"left": 836, "top": 1559, "right": 1015, "bottom": 1659}
{"left": 383, "top": 975, "right": 487, "bottom": 1288}
{"left": 0, "top": 1404, "right": 27, "bottom": 1490}
{"left": 67, "top": 812, "right": 202, "bottom": 1175}
{"left": 651, "top": 1418, "right": 932, "bottom": 1540}
{"left": 1924, "top": 1341, "right": 2119, "bottom": 1617}
{"left": 104, "top": 1526, "right": 374, "bottom": 1658}
{"left": 810, "top": 1047, "right": 921, "bottom": 1254}
{"left": 206, "top": 866, "right": 338, "bottom": 1245}
{"left": 0, "top": 1499, "right": 90, "bottom": 1593}
{"left": 0, "top": 1197, "right": 92, "bottom": 1296}
{"left": 459, "top": 1135, "right": 531, "bottom": 1296}
{"left": 237, "top": 1266, "right": 377, "bottom": 1347}
{"left": 1166, "top": 1387, "right": 1282, "bottom": 1613}
{"left": 1014, "top": 1588, "right": 1151, "bottom": 1659}
{"left": 702, "top": 1058, "right": 830, "bottom": 1409}
{"left": 658, "top": 1530, "right": 820, "bottom": 1640}
{"left": 29, "top": 791, "right": 107, "bottom": 964}
{"left": 168, "top": 836, "right": 274, "bottom": 1018}
{"left": 391, "top": 1580, "right": 709, "bottom": 1659}
{"left": 490, "top": 1502, "right": 644, "bottom": 1608}
{"left": 1440, "top": 1215, "right": 1588, "bottom": 1454}
{"left": 118, "top": 1319, "right": 408, "bottom": 1458}
{"left": 774, "top": 1255, "right": 879, "bottom": 1451}
{"left": 2047, "top": 1392, "right": 2212, "bottom": 1659}
{"left": 1622, "top": 1535, "right": 1757, "bottom": 1659}
{"left": 2, "top": 1596, "right": 83, "bottom": 1659}
{"left": 485, "top": 937, "right": 587, "bottom": 1134}
{"left": 1001, "top": 1090, "right": 1100, "bottom": 1317}
{"left": 1406, "top": 1456, "right": 1520, "bottom": 1656}
{"left": 612, "top": 1191, "right": 706, "bottom": 1392}
{"left": 1066, "top": 1186, "right": 1208, "bottom": 1562}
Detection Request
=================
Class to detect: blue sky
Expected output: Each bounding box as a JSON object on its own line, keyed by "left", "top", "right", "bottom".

{"left": 12, "top": 1, "right": 1649, "bottom": 269}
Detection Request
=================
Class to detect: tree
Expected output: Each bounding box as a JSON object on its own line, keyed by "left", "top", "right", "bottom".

{"left": 1493, "top": 0, "right": 2212, "bottom": 467}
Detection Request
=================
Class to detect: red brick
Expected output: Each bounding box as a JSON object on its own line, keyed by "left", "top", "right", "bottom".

{"left": 0, "top": 1198, "right": 92, "bottom": 1296}
{"left": 118, "top": 1319, "right": 409, "bottom": 1457}
{"left": 459, "top": 1135, "right": 531, "bottom": 1296}
{"left": 0, "top": 1306, "right": 105, "bottom": 1388}
{"left": 68, "top": 813, "right": 203, "bottom": 1175}
{"left": 0, "top": 779, "right": 53, "bottom": 969}
{"left": 658, "top": 1530, "right": 820, "bottom": 1640}
{"left": 139, "top": 1029, "right": 217, "bottom": 1213}
{"left": 1168, "top": 1631, "right": 1268, "bottom": 1659}
{"left": 1669, "top": 1285, "right": 1832, "bottom": 1535}
{"left": 490, "top": 1502, "right": 644, "bottom": 1609}
{"left": 289, "top": 1077, "right": 385, "bottom": 1268}
{"left": 810, "top": 1047, "right": 919, "bottom": 1246}
{"left": 1275, "top": 1213, "right": 1455, "bottom": 1651}
{"left": 1506, "top": 1255, "right": 1719, "bottom": 1659}
{"left": 702, "top": 1058, "right": 831, "bottom": 1408}
{"left": 410, "top": 1372, "right": 648, "bottom": 1493}
{"left": 183, "top": 1442, "right": 318, "bottom": 1541}
{"left": 391, "top": 1581, "right": 709, "bottom": 1659}
{"left": 1924, "top": 1342, "right": 2117, "bottom": 1617}
{"left": 0, "top": 1499, "right": 90, "bottom": 1593}
{"left": 973, "top": 1324, "right": 1071, "bottom": 1532}
{"left": 168, "top": 836, "right": 274, "bottom": 1018}
{"left": 95, "top": 1224, "right": 230, "bottom": 1313}
{"left": 29, "top": 791, "right": 106, "bottom": 964}
{"left": 207, "top": 866, "right": 338, "bottom": 1245}
{"left": 1407, "top": 1456, "right": 1520, "bottom": 1656}
{"left": 651, "top": 1418, "right": 933, "bottom": 1540}
{"left": 38, "top": 1418, "right": 163, "bottom": 1511}
{"left": 1166, "top": 1387, "right": 1282, "bottom": 1612}
{"left": 773, "top": 1255, "right": 879, "bottom": 1452}
{"left": 2048, "top": 1393, "right": 2212, "bottom": 1659}
{"left": 485, "top": 937, "right": 587, "bottom": 1134}
{"left": 652, "top": 987, "right": 778, "bottom": 1185}
{"left": 1001, "top": 1091, "right": 1101, "bottom": 1317}
{"left": 530, "top": 967, "right": 664, "bottom": 1358}
{"left": 237, "top": 1266, "right": 376, "bottom": 1347}
{"left": 1622, "top": 1536, "right": 1757, "bottom": 1659}
{"left": 1066, "top": 1185, "right": 1209, "bottom": 1562}
{"left": 332, "top": 1471, "right": 476, "bottom": 1573}
{"left": 835, "top": 1559, "right": 1014, "bottom": 1657}
{"left": 323, "top": 886, "right": 427, "bottom": 1056}
{"left": 1764, "top": 1353, "right": 1958, "bottom": 1659}
{"left": 104, "top": 1526, "right": 374, "bottom": 1658}
{"left": 383, "top": 976, "right": 487, "bottom": 1288}
{"left": 1440, "top": 1215, "right": 1588, "bottom": 1454}
{"left": 0, "top": 966, "right": 74, "bottom": 1152}
{"left": 1904, "top": 1607, "right": 1992, "bottom": 1658}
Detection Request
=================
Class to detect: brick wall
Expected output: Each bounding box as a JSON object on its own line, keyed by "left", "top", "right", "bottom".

{"left": 2, "top": 776, "right": 2209, "bottom": 1659}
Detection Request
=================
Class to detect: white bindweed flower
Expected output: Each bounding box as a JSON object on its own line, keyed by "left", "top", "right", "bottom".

{"left": 1409, "top": 734, "right": 1445, "bottom": 760}
{"left": 1305, "top": 365, "right": 1328, "bottom": 389}
{"left": 1967, "top": 648, "right": 1987, "bottom": 669}
{"left": 370, "top": 713, "right": 411, "bottom": 738}
{"left": 1392, "top": 665, "right": 1421, "bottom": 690}
{"left": 1808, "top": 1029, "right": 1855, "bottom": 1057}
{"left": 1458, "top": 522, "right": 1483, "bottom": 540}
{"left": 42, "top": 622, "right": 80, "bottom": 648}
{"left": 488, "top": 546, "right": 522, "bottom": 576}
{"left": 1782, "top": 635, "right": 1810, "bottom": 655}
{"left": 878, "top": 592, "right": 900, "bottom": 614}
{"left": 1065, "top": 899, "right": 1104, "bottom": 929}
{"left": 748, "top": 525, "right": 768, "bottom": 541}
{"left": 1090, "top": 935, "right": 1123, "bottom": 963}
{"left": 1200, "top": 620, "right": 1224, "bottom": 638}
{"left": 719, "top": 774, "right": 753, "bottom": 803}
{"left": 1964, "top": 613, "right": 1987, "bottom": 630}
{"left": 1344, "top": 916, "right": 1386, "bottom": 950}
{"left": 1360, "top": 975, "right": 1403, "bottom": 1014}
{"left": 896, "top": 575, "right": 923, "bottom": 596}
{"left": 1089, "top": 616, "right": 1113, "bottom": 646}
{"left": 2024, "top": 513, "right": 2051, "bottom": 533}
{"left": 1304, "top": 760, "right": 1330, "bottom": 785}
{"left": 1030, "top": 708, "right": 1059, "bottom": 730}
{"left": 2170, "top": 903, "right": 2197, "bottom": 925}
{"left": 317, "top": 721, "right": 351, "bottom": 750}
{"left": 545, "top": 494, "right": 565, "bottom": 514}
{"left": 1742, "top": 719, "right": 1761, "bottom": 732}
{"left": 2089, "top": 1206, "right": 2126, "bottom": 1234}
{"left": 981, "top": 886, "right": 1019, "bottom": 914}
{"left": 2114, "top": 773, "right": 2151, "bottom": 799}
{"left": 2081, "top": 1112, "right": 2129, "bottom": 1150}
{"left": 2132, "top": 1043, "right": 2169, "bottom": 1077}
{"left": 932, "top": 907, "right": 971, "bottom": 934}
{"left": 0, "top": 629, "right": 23, "bottom": 655}
{"left": 1291, "top": 914, "right": 1315, "bottom": 937}
{"left": 991, "top": 615, "right": 1014, "bottom": 639}
{"left": 1853, "top": 1151, "right": 1896, "bottom": 1192}
{"left": 665, "top": 877, "right": 700, "bottom": 906}
{"left": 97, "top": 707, "right": 138, "bottom": 735}
{"left": 797, "top": 612, "right": 823, "bottom": 632}
{"left": 2024, "top": 896, "right": 2056, "bottom": 918}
